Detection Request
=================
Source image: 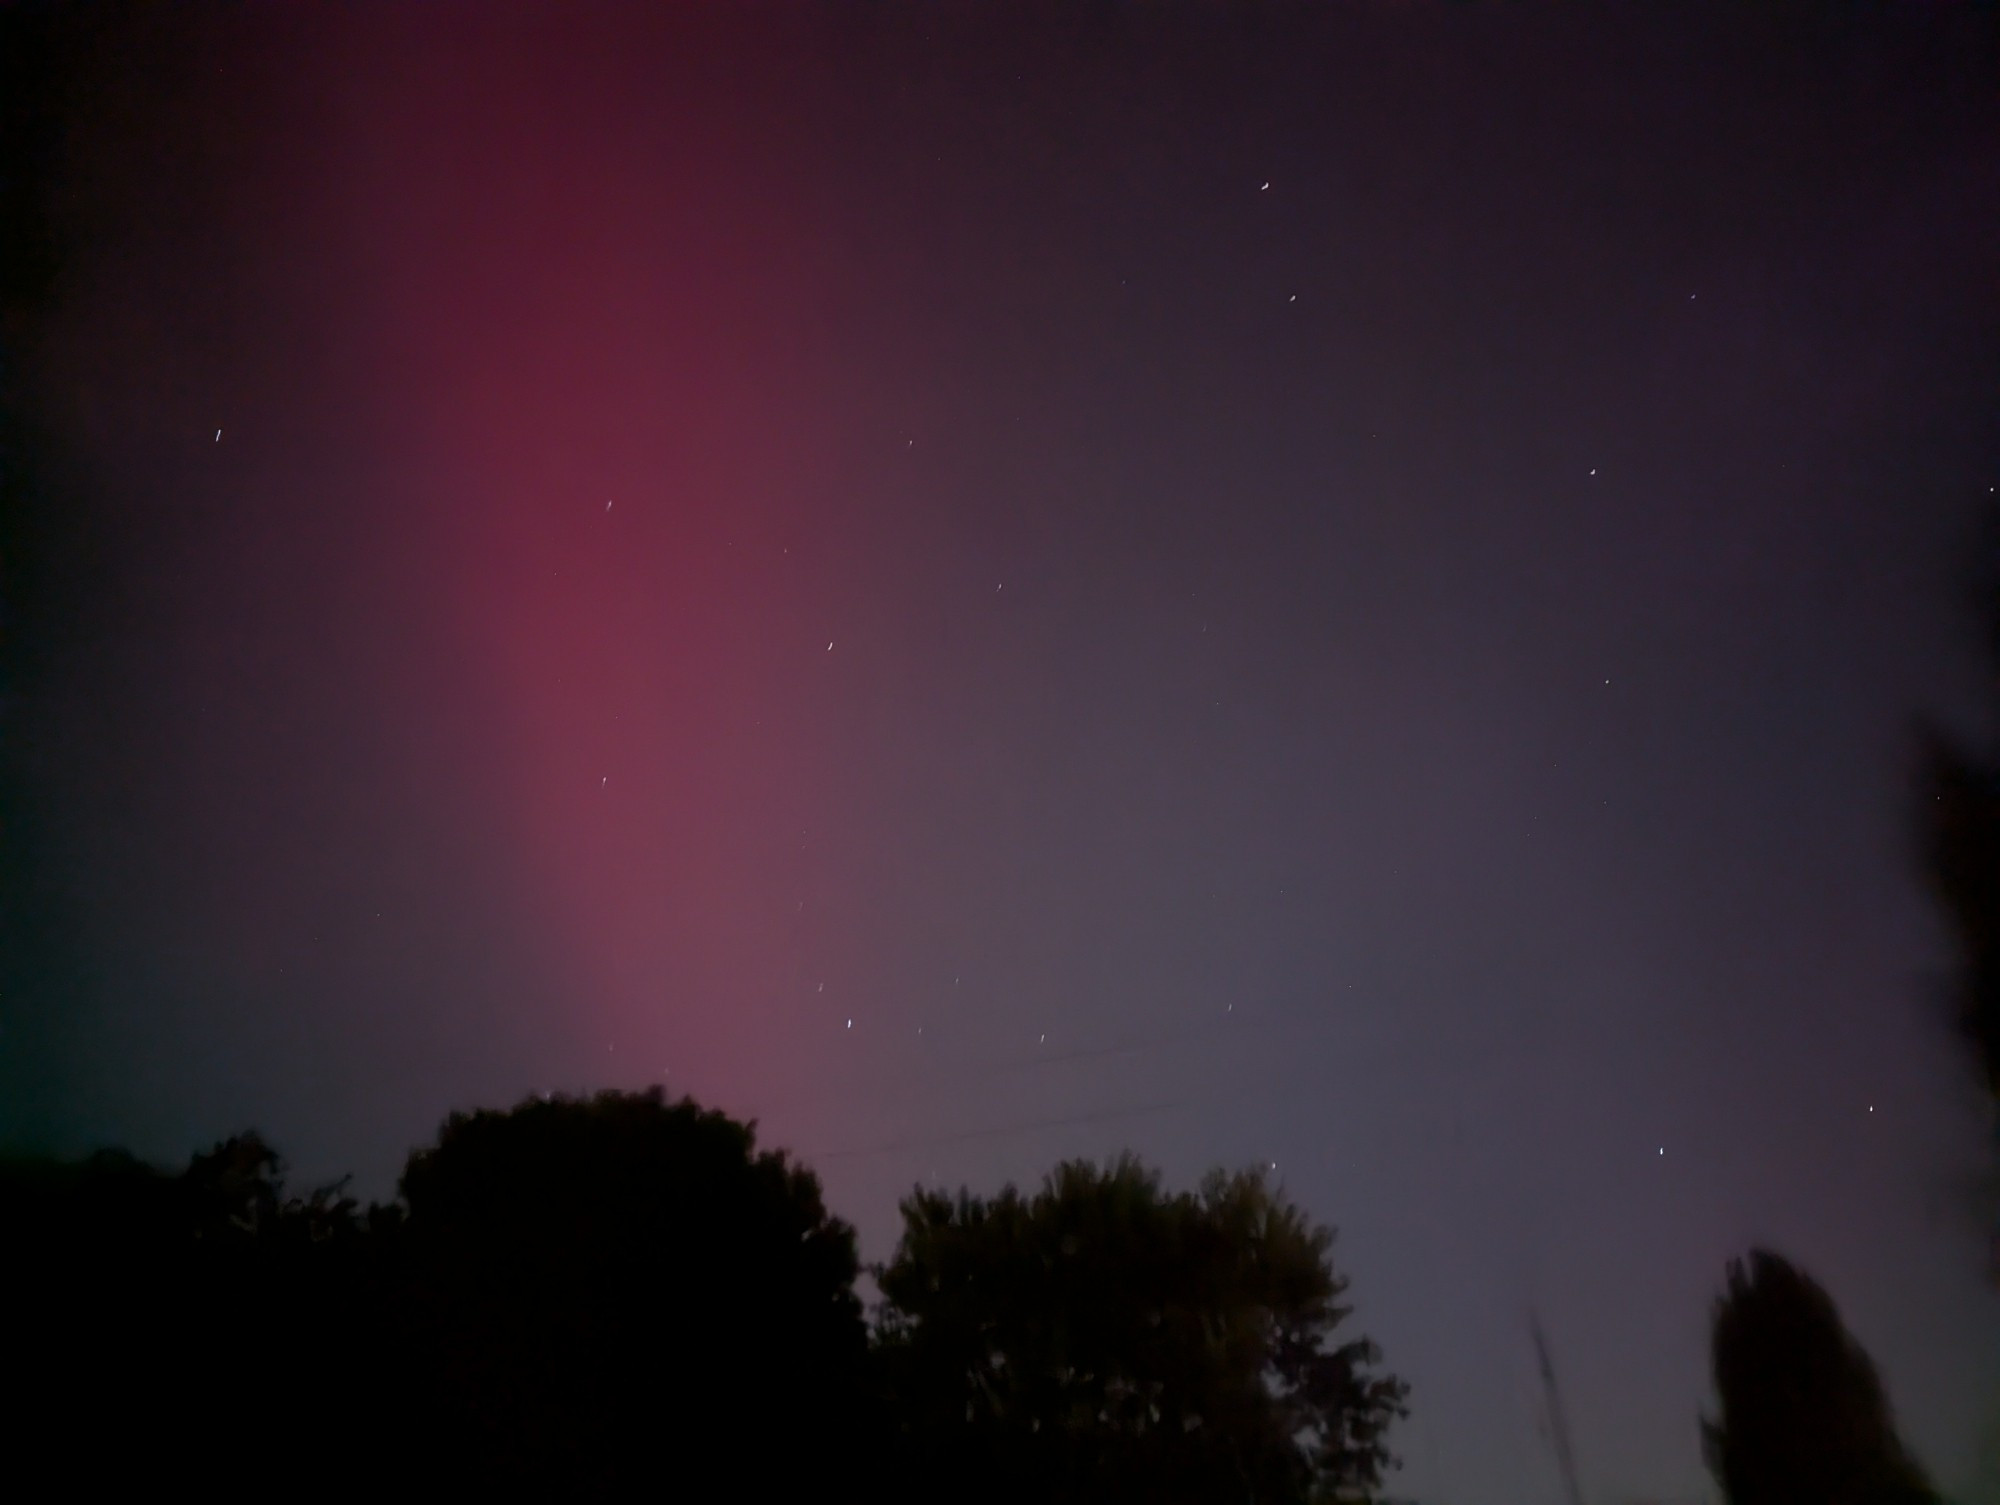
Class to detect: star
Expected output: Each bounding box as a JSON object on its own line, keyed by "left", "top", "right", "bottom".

{"left": 1260, "top": 181, "right": 1270, "bottom": 190}
{"left": 605, "top": 499, "right": 613, "bottom": 511}
{"left": 827, "top": 641, "right": 833, "bottom": 651}
{"left": 846, "top": 1018, "right": 852, "bottom": 1029}
{"left": 214, "top": 429, "right": 221, "bottom": 441}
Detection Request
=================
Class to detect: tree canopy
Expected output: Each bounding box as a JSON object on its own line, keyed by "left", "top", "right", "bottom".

{"left": 0, "top": 1092, "right": 877, "bottom": 1492}
{"left": 3, "top": 1132, "right": 383, "bottom": 1485}
{"left": 873, "top": 1154, "right": 1409, "bottom": 1505}
{"left": 1919, "top": 716, "right": 2000, "bottom": 1108}
{"left": 1914, "top": 511, "right": 2000, "bottom": 1286}
{"left": 3, "top": 1100, "right": 1412, "bottom": 1499}
{"left": 1702, "top": 1249, "right": 1936, "bottom": 1505}
{"left": 392, "top": 1087, "right": 872, "bottom": 1492}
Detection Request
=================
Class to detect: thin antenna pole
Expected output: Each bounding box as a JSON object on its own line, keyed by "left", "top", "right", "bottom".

{"left": 1530, "top": 1309, "right": 1585, "bottom": 1505}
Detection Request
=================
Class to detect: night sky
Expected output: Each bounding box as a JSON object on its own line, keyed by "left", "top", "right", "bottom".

{"left": 4, "top": 4, "right": 1999, "bottom": 1500}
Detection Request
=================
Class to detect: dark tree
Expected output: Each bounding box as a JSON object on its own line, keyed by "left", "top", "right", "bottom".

{"left": 1923, "top": 724, "right": 2000, "bottom": 1104}
{"left": 2, "top": 1097, "right": 878, "bottom": 1493}
{"left": 0, "top": 1133, "right": 385, "bottom": 1486}
{"left": 1915, "top": 512, "right": 2000, "bottom": 1282}
{"left": 1, "top": 1146, "right": 189, "bottom": 1474}
{"left": 392, "top": 1087, "right": 872, "bottom": 1493}
{"left": 872, "top": 1155, "right": 1409, "bottom": 1505}
{"left": 1918, "top": 647, "right": 2000, "bottom": 1103}
{"left": 1702, "top": 1249, "right": 1936, "bottom": 1505}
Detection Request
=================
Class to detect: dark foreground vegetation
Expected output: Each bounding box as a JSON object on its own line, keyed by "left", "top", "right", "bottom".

{"left": 3, "top": 1090, "right": 1407, "bottom": 1502}
{"left": 1704, "top": 1252, "right": 1939, "bottom": 1505}
{"left": 3, "top": 1085, "right": 1952, "bottom": 1503}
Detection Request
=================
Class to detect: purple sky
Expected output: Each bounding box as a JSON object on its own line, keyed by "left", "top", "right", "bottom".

{"left": 4, "top": 5, "right": 1998, "bottom": 1500}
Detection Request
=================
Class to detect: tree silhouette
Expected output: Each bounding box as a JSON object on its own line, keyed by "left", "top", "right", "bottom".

{"left": 1918, "top": 508, "right": 2000, "bottom": 1102}
{"left": 391, "top": 1087, "right": 872, "bottom": 1493}
{"left": 1923, "top": 724, "right": 2000, "bottom": 1105}
{"left": 873, "top": 1155, "right": 1409, "bottom": 1505}
{"left": 0, "top": 1133, "right": 387, "bottom": 1485}
{"left": 1916, "top": 511, "right": 2000, "bottom": 1284}
{"left": 2, "top": 1098, "right": 884, "bottom": 1492}
{"left": 1702, "top": 1249, "right": 1935, "bottom": 1505}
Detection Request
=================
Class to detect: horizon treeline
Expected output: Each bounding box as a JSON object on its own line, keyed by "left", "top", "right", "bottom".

{"left": 2, "top": 1086, "right": 1408, "bottom": 1502}
{"left": 4, "top": 1084, "right": 1947, "bottom": 1504}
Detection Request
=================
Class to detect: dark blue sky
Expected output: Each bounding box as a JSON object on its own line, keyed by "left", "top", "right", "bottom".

{"left": 4, "top": 5, "right": 1998, "bottom": 1499}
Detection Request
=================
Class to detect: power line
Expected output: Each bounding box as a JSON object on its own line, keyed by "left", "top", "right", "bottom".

{"left": 812, "top": 1095, "right": 1193, "bottom": 1162}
